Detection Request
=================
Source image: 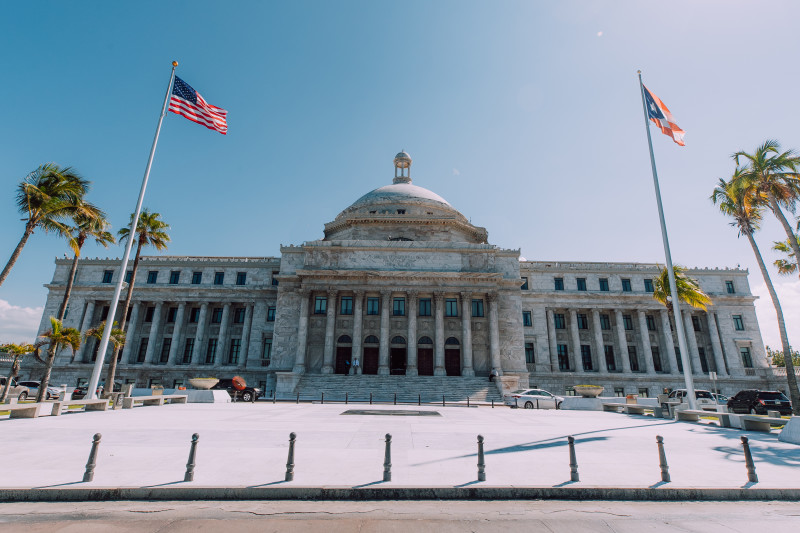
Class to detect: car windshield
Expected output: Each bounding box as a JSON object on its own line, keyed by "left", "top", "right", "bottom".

{"left": 511, "top": 389, "right": 527, "bottom": 394}
{"left": 760, "top": 392, "right": 790, "bottom": 401}
{"left": 695, "top": 391, "right": 713, "bottom": 399}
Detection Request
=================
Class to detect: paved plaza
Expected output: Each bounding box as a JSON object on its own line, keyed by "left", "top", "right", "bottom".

{"left": 1, "top": 402, "right": 799, "bottom": 491}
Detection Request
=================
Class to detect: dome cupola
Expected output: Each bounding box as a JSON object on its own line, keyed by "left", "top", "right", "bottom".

{"left": 393, "top": 150, "right": 412, "bottom": 184}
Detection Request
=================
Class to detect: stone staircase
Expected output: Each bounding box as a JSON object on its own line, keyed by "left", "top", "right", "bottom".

{"left": 291, "top": 375, "right": 503, "bottom": 404}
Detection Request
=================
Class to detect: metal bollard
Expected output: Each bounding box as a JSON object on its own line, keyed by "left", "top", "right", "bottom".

{"left": 515, "top": 397, "right": 518, "bottom": 409}
{"left": 656, "top": 435, "right": 670, "bottom": 482}
{"left": 184, "top": 433, "right": 199, "bottom": 482}
{"left": 443, "top": 395, "right": 446, "bottom": 407}
{"left": 296, "top": 392, "right": 299, "bottom": 404}
{"left": 741, "top": 436, "right": 758, "bottom": 483}
{"left": 477, "top": 435, "right": 486, "bottom": 481}
{"left": 418, "top": 394, "right": 421, "bottom": 406}
{"left": 273, "top": 390, "right": 276, "bottom": 404}
{"left": 568, "top": 436, "right": 579, "bottom": 482}
{"left": 467, "top": 396, "right": 470, "bottom": 407}
{"left": 383, "top": 434, "right": 392, "bottom": 482}
{"left": 370, "top": 392, "right": 373, "bottom": 405}
{"left": 321, "top": 392, "right": 324, "bottom": 404}
{"left": 345, "top": 392, "right": 348, "bottom": 404}
{"left": 394, "top": 393, "right": 397, "bottom": 405}
{"left": 491, "top": 399, "right": 494, "bottom": 408}
{"left": 285, "top": 432, "right": 296, "bottom": 481}
{"left": 82, "top": 433, "right": 102, "bottom": 482}
{"left": 536, "top": 399, "right": 539, "bottom": 409}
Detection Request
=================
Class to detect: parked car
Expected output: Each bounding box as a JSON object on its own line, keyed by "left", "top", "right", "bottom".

{"left": 72, "top": 381, "right": 122, "bottom": 400}
{"left": 658, "top": 389, "right": 716, "bottom": 411}
{"left": 504, "top": 388, "right": 564, "bottom": 409}
{"left": 727, "top": 390, "right": 792, "bottom": 416}
{"left": 0, "top": 377, "right": 29, "bottom": 401}
{"left": 17, "top": 381, "right": 62, "bottom": 400}
{"left": 211, "top": 378, "right": 263, "bottom": 402}
{"left": 711, "top": 393, "right": 729, "bottom": 404}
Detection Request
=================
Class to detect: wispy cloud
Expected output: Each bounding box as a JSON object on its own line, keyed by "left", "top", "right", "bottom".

{"left": 751, "top": 277, "right": 800, "bottom": 349}
{"left": 452, "top": 168, "right": 460, "bottom": 176}
{"left": 597, "top": 31, "right": 603, "bottom": 37}
{"left": 0, "top": 299, "right": 43, "bottom": 344}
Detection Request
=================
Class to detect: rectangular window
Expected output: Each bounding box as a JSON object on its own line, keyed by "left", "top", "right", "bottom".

{"left": 644, "top": 279, "right": 654, "bottom": 293}
{"left": 638, "top": 388, "right": 649, "bottom": 398}
{"left": 581, "top": 345, "right": 593, "bottom": 371}
{"left": 167, "top": 307, "right": 177, "bottom": 323}
{"left": 521, "top": 277, "right": 529, "bottom": 290}
{"left": 100, "top": 305, "right": 109, "bottom": 321}
{"left": 604, "top": 345, "right": 616, "bottom": 371}
{"left": 205, "top": 338, "right": 218, "bottom": 364}
{"left": 554, "top": 277, "right": 564, "bottom": 291}
{"left": 733, "top": 315, "right": 744, "bottom": 331}
{"left": 182, "top": 338, "right": 194, "bottom": 364}
{"left": 147, "top": 271, "right": 158, "bottom": 284}
{"left": 623, "top": 314, "right": 633, "bottom": 330}
{"left": 600, "top": 314, "right": 611, "bottom": 331}
{"left": 340, "top": 297, "right": 353, "bottom": 315}
{"left": 393, "top": 298, "right": 406, "bottom": 316}
{"left": 262, "top": 339, "right": 273, "bottom": 366}
{"left": 169, "top": 270, "right": 180, "bottom": 284}
{"left": 189, "top": 307, "right": 200, "bottom": 323}
{"left": 233, "top": 307, "right": 246, "bottom": 324}
{"left": 614, "top": 387, "right": 625, "bottom": 397}
{"left": 577, "top": 313, "right": 588, "bottom": 330}
{"left": 214, "top": 272, "right": 225, "bottom": 285}
{"left": 211, "top": 307, "right": 223, "bottom": 324}
{"left": 564, "top": 386, "right": 576, "bottom": 397}
{"left": 523, "top": 311, "right": 532, "bottom": 327}
{"left": 191, "top": 271, "right": 202, "bottom": 284}
{"left": 599, "top": 278, "right": 609, "bottom": 291}
{"left": 740, "top": 346, "right": 753, "bottom": 368}
{"left": 698, "top": 347, "right": 709, "bottom": 373}
{"left": 726, "top": 280, "right": 735, "bottom": 294}
{"left": 236, "top": 272, "right": 247, "bottom": 286}
{"left": 557, "top": 344, "right": 570, "bottom": 370}
{"left": 554, "top": 313, "right": 566, "bottom": 330}
{"left": 228, "top": 338, "right": 241, "bottom": 365}
{"left": 692, "top": 316, "right": 701, "bottom": 332}
{"left": 418, "top": 298, "right": 431, "bottom": 316}
{"left": 622, "top": 278, "right": 632, "bottom": 292}
{"left": 628, "top": 345, "right": 639, "bottom": 372}
{"left": 102, "top": 270, "right": 113, "bottom": 283}
{"left": 159, "top": 338, "right": 171, "bottom": 364}
{"left": 652, "top": 346, "right": 662, "bottom": 372}
{"left": 471, "top": 299, "right": 484, "bottom": 317}
{"left": 314, "top": 297, "right": 327, "bottom": 315}
{"left": 144, "top": 306, "right": 155, "bottom": 322}
{"left": 525, "top": 342, "right": 535, "bottom": 364}
{"left": 367, "top": 297, "right": 380, "bottom": 315}
{"left": 646, "top": 315, "right": 657, "bottom": 331}
{"left": 445, "top": 298, "right": 458, "bottom": 317}
{"left": 271, "top": 271, "right": 279, "bottom": 286}
{"left": 267, "top": 306, "right": 276, "bottom": 322}
{"left": 577, "top": 278, "right": 587, "bottom": 291}
{"left": 125, "top": 270, "right": 133, "bottom": 283}
{"left": 136, "top": 338, "right": 148, "bottom": 363}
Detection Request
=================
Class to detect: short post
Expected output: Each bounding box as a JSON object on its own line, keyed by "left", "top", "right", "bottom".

{"left": 370, "top": 392, "right": 373, "bottom": 405}
{"left": 568, "top": 436, "right": 579, "bottom": 482}
{"left": 467, "top": 396, "right": 470, "bottom": 407}
{"left": 477, "top": 435, "right": 486, "bottom": 481}
{"left": 82, "top": 433, "right": 102, "bottom": 482}
{"left": 442, "top": 395, "right": 446, "bottom": 407}
{"left": 536, "top": 399, "right": 539, "bottom": 409}
{"left": 491, "top": 399, "right": 494, "bottom": 408}
{"left": 656, "top": 435, "right": 670, "bottom": 482}
{"left": 383, "top": 433, "right": 392, "bottom": 482}
{"left": 394, "top": 392, "right": 397, "bottom": 405}
{"left": 741, "top": 436, "right": 758, "bottom": 483}
{"left": 272, "top": 390, "right": 276, "bottom": 404}
{"left": 515, "top": 397, "right": 518, "bottom": 409}
{"left": 285, "top": 432, "right": 296, "bottom": 481}
{"left": 345, "top": 392, "right": 348, "bottom": 404}
{"left": 321, "top": 392, "right": 324, "bottom": 405}
{"left": 296, "top": 392, "right": 299, "bottom": 404}
{"left": 418, "top": 394, "right": 421, "bottom": 406}
{"left": 184, "top": 433, "right": 199, "bottom": 482}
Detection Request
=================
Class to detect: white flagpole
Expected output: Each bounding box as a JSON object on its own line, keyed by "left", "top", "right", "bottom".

{"left": 86, "top": 61, "right": 178, "bottom": 400}
{"left": 637, "top": 70, "right": 697, "bottom": 411}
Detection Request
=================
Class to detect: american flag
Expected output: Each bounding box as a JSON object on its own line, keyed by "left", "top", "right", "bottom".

{"left": 169, "top": 76, "right": 228, "bottom": 135}
{"left": 643, "top": 85, "right": 684, "bottom": 146}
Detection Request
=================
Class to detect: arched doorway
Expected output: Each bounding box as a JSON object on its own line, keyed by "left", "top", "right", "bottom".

{"left": 363, "top": 335, "right": 379, "bottom": 375}
{"left": 417, "top": 336, "right": 434, "bottom": 376}
{"left": 335, "top": 335, "right": 352, "bottom": 375}
{"left": 445, "top": 337, "right": 461, "bottom": 376}
{"left": 390, "top": 336, "right": 407, "bottom": 375}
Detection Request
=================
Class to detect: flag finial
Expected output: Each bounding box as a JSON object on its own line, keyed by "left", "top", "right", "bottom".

{"left": 172, "top": 61, "right": 178, "bottom": 67}
{"left": 637, "top": 69, "right": 641, "bottom": 75}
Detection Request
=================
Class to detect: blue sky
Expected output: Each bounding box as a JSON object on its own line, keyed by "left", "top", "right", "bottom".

{"left": 2, "top": 1, "right": 800, "bottom": 348}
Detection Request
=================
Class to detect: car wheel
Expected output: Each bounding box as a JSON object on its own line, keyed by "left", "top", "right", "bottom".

{"left": 18, "top": 392, "right": 27, "bottom": 401}
{"left": 242, "top": 391, "right": 254, "bottom": 402}
{"left": 524, "top": 401, "right": 534, "bottom": 409}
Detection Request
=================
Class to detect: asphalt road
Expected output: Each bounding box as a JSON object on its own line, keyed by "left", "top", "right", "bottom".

{"left": 1, "top": 500, "right": 799, "bottom": 532}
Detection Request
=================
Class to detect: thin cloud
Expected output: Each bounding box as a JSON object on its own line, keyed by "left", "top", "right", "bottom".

{"left": 452, "top": 168, "right": 460, "bottom": 176}
{"left": 0, "top": 299, "right": 43, "bottom": 344}
{"left": 750, "top": 277, "right": 800, "bottom": 350}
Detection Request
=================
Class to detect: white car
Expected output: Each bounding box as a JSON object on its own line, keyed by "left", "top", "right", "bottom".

{"left": 17, "top": 381, "right": 62, "bottom": 400}
{"left": 504, "top": 389, "right": 564, "bottom": 409}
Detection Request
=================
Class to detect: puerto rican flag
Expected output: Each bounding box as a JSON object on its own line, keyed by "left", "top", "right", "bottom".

{"left": 643, "top": 85, "right": 685, "bottom": 146}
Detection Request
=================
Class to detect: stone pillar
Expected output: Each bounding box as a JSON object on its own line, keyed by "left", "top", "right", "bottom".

{"left": 192, "top": 303, "right": 210, "bottom": 364}
{"left": 706, "top": 311, "right": 727, "bottom": 376}
{"left": 247, "top": 300, "right": 267, "bottom": 364}
{"left": 167, "top": 302, "right": 186, "bottom": 365}
{"left": 546, "top": 309, "right": 559, "bottom": 372}
{"left": 659, "top": 310, "right": 680, "bottom": 375}
{"left": 406, "top": 291, "right": 418, "bottom": 376}
{"left": 637, "top": 311, "right": 656, "bottom": 375}
{"left": 75, "top": 300, "right": 96, "bottom": 362}
{"left": 434, "top": 291, "right": 447, "bottom": 376}
{"left": 239, "top": 304, "right": 253, "bottom": 366}
{"left": 614, "top": 310, "right": 632, "bottom": 373}
{"left": 293, "top": 289, "right": 310, "bottom": 374}
{"left": 216, "top": 303, "right": 232, "bottom": 366}
{"left": 144, "top": 302, "right": 163, "bottom": 364}
{"left": 487, "top": 292, "right": 502, "bottom": 375}
{"left": 120, "top": 302, "right": 140, "bottom": 364}
{"left": 322, "top": 289, "right": 337, "bottom": 374}
{"left": 569, "top": 309, "right": 584, "bottom": 373}
{"left": 591, "top": 309, "right": 607, "bottom": 373}
{"left": 378, "top": 290, "right": 391, "bottom": 375}
{"left": 351, "top": 290, "right": 364, "bottom": 375}
{"left": 460, "top": 292, "right": 475, "bottom": 376}
{"left": 682, "top": 311, "right": 703, "bottom": 375}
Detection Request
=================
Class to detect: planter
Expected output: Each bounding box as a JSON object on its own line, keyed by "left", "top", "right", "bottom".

{"left": 188, "top": 378, "right": 219, "bottom": 390}
{"left": 574, "top": 385, "right": 604, "bottom": 398}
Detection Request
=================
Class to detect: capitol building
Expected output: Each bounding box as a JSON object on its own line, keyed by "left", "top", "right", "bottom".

{"left": 32, "top": 152, "right": 780, "bottom": 399}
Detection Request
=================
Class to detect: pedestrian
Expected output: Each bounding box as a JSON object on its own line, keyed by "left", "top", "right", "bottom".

{"left": 353, "top": 358, "right": 360, "bottom": 374}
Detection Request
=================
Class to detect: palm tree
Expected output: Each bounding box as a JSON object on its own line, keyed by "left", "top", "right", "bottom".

{"left": 652, "top": 265, "right": 712, "bottom": 312}
{"left": 32, "top": 318, "right": 81, "bottom": 403}
{"left": 105, "top": 209, "right": 170, "bottom": 386}
{"left": 57, "top": 203, "right": 116, "bottom": 321}
{"left": 0, "top": 164, "right": 89, "bottom": 287}
{"left": 773, "top": 235, "right": 800, "bottom": 275}
{"left": 83, "top": 321, "right": 126, "bottom": 379}
{"left": 712, "top": 175, "right": 800, "bottom": 414}
{"left": 0, "top": 343, "right": 34, "bottom": 402}
{"left": 733, "top": 140, "right": 800, "bottom": 282}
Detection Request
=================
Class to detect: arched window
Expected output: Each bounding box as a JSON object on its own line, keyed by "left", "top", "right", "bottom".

{"left": 364, "top": 335, "right": 379, "bottom": 344}
{"left": 391, "top": 336, "right": 406, "bottom": 344}
{"left": 337, "top": 335, "right": 352, "bottom": 344}
{"left": 418, "top": 336, "right": 433, "bottom": 345}
{"left": 445, "top": 337, "right": 460, "bottom": 346}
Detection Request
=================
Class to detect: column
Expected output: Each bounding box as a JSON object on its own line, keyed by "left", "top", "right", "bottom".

{"left": 569, "top": 309, "right": 584, "bottom": 373}
{"left": 546, "top": 309, "right": 559, "bottom": 372}
{"left": 144, "top": 302, "right": 163, "bottom": 364}
{"left": 351, "top": 290, "right": 364, "bottom": 375}
{"left": 167, "top": 302, "right": 186, "bottom": 365}
{"left": 238, "top": 304, "right": 253, "bottom": 367}
{"left": 659, "top": 310, "right": 680, "bottom": 375}
{"left": 247, "top": 300, "right": 267, "bottom": 365}
{"left": 120, "top": 302, "right": 140, "bottom": 364}
{"left": 591, "top": 309, "right": 608, "bottom": 373}
{"left": 75, "top": 300, "right": 96, "bottom": 362}
{"left": 215, "top": 303, "right": 232, "bottom": 366}
{"left": 682, "top": 311, "right": 703, "bottom": 375}
{"left": 406, "top": 291, "right": 418, "bottom": 376}
{"left": 637, "top": 310, "right": 656, "bottom": 375}
{"left": 614, "top": 310, "right": 632, "bottom": 373}
{"left": 192, "top": 303, "right": 210, "bottom": 364}
{"left": 322, "top": 289, "right": 337, "bottom": 374}
{"left": 378, "top": 289, "right": 391, "bottom": 375}
{"left": 487, "top": 292, "right": 501, "bottom": 375}
{"left": 460, "top": 291, "right": 474, "bottom": 376}
{"left": 293, "top": 289, "right": 310, "bottom": 373}
{"left": 434, "top": 291, "right": 447, "bottom": 376}
{"left": 706, "top": 311, "right": 727, "bottom": 376}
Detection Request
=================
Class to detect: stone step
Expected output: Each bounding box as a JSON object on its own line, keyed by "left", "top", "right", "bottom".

{"left": 294, "top": 375, "right": 503, "bottom": 402}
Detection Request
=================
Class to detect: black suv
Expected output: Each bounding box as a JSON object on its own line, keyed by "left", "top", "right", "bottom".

{"left": 211, "top": 379, "right": 263, "bottom": 402}
{"left": 727, "top": 390, "right": 792, "bottom": 415}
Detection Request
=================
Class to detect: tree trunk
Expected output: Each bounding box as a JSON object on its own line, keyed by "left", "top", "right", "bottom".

{"left": 0, "top": 355, "right": 20, "bottom": 402}
{"left": 746, "top": 232, "right": 800, "bottom": 414}
{"left": 768, "top": 192, "right": 800, "bottom": 283}
{"left": 36, "top": 344, "right": 58, "bottom": 403}
{"left": 0, "top": 226, "right": 34, "bottom": 288}
{"left": 58, "top": 252, "right": 81, "bottom": 321}
{"left": 105, "top": 240, "right": 142, "bottom": 387}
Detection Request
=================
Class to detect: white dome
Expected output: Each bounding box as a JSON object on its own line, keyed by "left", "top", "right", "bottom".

{"left": 348, "top": 182, "right": 452, "bottom": 210}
